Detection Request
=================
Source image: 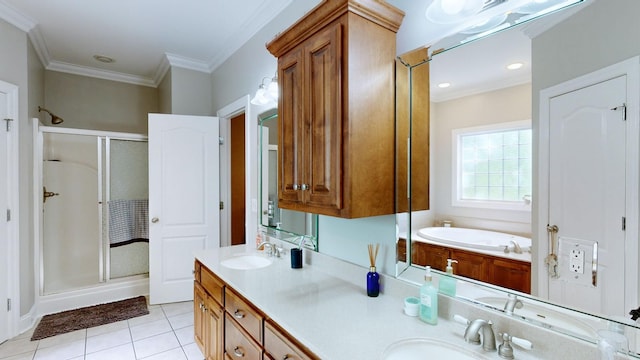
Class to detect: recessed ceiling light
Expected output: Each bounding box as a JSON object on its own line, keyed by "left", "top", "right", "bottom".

{"left": 507, "top": 62, "right": 524, "bottom": 70}
{"left": 93, "top": 55, "right": 115, "bottom": 64}
{"left": 438, "top": 82, "right": 451, "bottom": 88}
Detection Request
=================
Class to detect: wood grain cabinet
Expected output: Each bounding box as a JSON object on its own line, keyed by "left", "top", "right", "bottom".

{"left": 409, "top": 242, "right": 531, "bottom": 293}
{"left": 195, "top": 260, "right": 319, "bottom": 360}
{"left": 267, "top": 0, "right": 404, "bottom": 218}
{"left": 194, "top": 266, "right": 224, "bottom": 360}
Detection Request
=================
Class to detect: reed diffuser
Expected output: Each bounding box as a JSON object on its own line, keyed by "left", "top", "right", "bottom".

{"left": 367, "top": 243, "right": 380, "bottom": 297}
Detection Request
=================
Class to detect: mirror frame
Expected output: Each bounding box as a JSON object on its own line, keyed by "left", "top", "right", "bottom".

{"left": 258, "top": 109, "right": 319, "bottom": 249}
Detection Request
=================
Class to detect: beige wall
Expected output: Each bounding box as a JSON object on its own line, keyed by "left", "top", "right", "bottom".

{"left": 430, "top": 83, "right": 532, "bottom": 235}
{"left": 44, "top": 71, "right": 158, "bottom": 134}
{"left": 157, "top": 68, "right": 171, "bottom": 114}
{"left": 170, "top": 67, "right": 212, "bottom": 116}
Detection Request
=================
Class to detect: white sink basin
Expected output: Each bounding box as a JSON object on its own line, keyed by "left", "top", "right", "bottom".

{"left": 476, "top": 296, "right": 597, "bottom": 338}
{"left": 382, "top": 338, "right": 487, "bottom": 360}
{"left": 220, "top": 255, "right": 272, "bottom": 270}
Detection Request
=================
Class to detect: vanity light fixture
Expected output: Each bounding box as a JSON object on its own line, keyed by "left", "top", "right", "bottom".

{"left": 507, "top": 62, "right": 524, "bottom": 70}
{"left": 426, "top": 0, "right": 485, "bottom": 24}
{"left": 251, "top": 73, "right": 278, "bottom": 106}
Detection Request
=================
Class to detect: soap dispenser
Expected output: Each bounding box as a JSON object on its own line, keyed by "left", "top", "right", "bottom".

{"left": 419, "top": 266, "right": 438, "bottom": 325}
{"left": 438, "top": 259, "right": 458, "bottom": 297}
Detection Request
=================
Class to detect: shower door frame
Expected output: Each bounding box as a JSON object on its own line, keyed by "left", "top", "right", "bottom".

{"left": 34, "top": 124, "right": 147, "bottom": 298}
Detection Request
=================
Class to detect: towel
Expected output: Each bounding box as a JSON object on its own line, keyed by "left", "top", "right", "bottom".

{"left": 109, "top": 199, "right": 149, "bottom": 247}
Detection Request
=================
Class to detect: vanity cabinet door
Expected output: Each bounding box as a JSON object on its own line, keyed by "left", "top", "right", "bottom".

{"left": 412, "top": 242, "right": 449, "bottom": 270}
{"left": 205, "top": 295, "right": 224, "bottom": 360}
{"left": 194, "top": 282, "right": 207, "bottom": 354}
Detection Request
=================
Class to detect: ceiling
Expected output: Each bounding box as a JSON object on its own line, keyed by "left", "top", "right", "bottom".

{"left": 0, "top": 0, "right": 589, "bottom": 98}
{"left": 0, "top": 0, "right": 296, "bottom": 87}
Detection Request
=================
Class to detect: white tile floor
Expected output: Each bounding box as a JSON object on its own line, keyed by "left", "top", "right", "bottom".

{"left": 0, "top": 301, "right": 204, "bottom": 360}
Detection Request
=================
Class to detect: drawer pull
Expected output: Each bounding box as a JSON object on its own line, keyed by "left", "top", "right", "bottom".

{"left": 233, "top": 346, "right": 245, "bottom": 357}
{"left": 282, "top": 355, "right": 292, "bottom": 360}
{"left": 233, "top": 309, "right": 245, "bottom": 319}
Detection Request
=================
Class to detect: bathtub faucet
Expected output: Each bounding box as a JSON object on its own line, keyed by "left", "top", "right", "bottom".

{"left": 504, "top": 239, "right": 523, "bottom": 254}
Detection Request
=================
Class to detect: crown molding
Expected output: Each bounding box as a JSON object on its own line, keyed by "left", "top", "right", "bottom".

{"left": 28, "top": 25, "right": 51, "bottom": 68}
{"left": 166, "top": 53, "right": 211, "bottom": 73}
{"left": 47, "top": 60, "right": 157, "bottom": 87}
{"left": 207, "top": 0, "right": 293, "bottom": 72}
{"left": 0, "top": 1, "right": 35, "bottom": 32}
{"left": 153, "top": 55, "right": 172, "bottom": 86}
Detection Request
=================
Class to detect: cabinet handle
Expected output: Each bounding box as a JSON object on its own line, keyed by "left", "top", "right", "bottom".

{"left": 233, "top": 346, "right": 245, "bottom": 357}
{"left": 282, "top": 355, "right": 292, "bottom": 360}
{"left": 293, "top": 184, "right": 299, "bottom": 190}
{"left": 301, "top": 184, "right": 308, "bottom": 191}
{"left": 233, "top": 309, "right": 245, "bottom": 319}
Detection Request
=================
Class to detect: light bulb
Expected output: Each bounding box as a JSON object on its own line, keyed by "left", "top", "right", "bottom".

{"left": 441, "top": 0, "right": 466, "bottom": 15}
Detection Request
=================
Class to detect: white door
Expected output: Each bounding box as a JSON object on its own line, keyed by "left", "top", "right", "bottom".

{"left": 0, "top": 91, "right": 8, "bottom": 343}
{"left": 548, "top": 76, "right": 627, "bottom": 316}
{"left": 148, "top": 114, "right": 220, "bottom": 304}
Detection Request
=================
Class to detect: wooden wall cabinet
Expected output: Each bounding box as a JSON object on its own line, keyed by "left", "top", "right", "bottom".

{"left": 195, "top": 260, "right": 319, "bottom": 360}
{"left": 267, "top": 0, "right": 404, "bottom": 218}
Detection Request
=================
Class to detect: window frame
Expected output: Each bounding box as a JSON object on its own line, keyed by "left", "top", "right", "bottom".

{"left": 451, "top": 119, "right": 532, "bottom": 212}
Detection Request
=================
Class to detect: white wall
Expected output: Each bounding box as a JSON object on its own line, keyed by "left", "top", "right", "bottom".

{"left": 530, "top": 0, "right": 640, "bottom": 293}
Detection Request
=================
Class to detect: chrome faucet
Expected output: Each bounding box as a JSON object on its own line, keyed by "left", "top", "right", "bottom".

{"left": 504, "top": 239, "right": 523, "bottom": 254}
{"left": 257, "top": 240, "right": 274, "bottom": 256}
{"left": 464, "top": 319, "right": 497, "bottom": 351}
{"left": 503, "top": 294, "right": 523, "bottom": 315}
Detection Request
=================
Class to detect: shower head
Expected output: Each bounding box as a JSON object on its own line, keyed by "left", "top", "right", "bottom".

{"left": 38, "top": 106, "right": 64, "bottom": 125}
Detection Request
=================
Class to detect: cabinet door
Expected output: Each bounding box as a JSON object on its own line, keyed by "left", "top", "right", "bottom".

{"left": 450, "top": 249, "right": 489, "bottom": 282}
{"left": 412, "top": 242, "right": 449, "bottom": 270}
{"left": 304, "top": 22, "right": 343, "bottom": 210}
{"left": 205, "top": 296, "right": 224, "bottom": 360}
{"left": 489, "top": 258, "right": 531, "bottom": 293}
{"left": 194, "top": 282, "right": 207, "bottom": 354}
{"left": 278, "top": 47, "right": 305, "bottom": 205}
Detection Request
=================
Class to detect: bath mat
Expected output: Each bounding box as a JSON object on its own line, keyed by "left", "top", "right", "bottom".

{"left": 31, "top": 296, "right": 149, "bottom": 341}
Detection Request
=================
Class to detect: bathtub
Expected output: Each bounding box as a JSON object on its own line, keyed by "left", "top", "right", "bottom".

{"left": 416, "top": 227, "right": 531, "bottom": 253}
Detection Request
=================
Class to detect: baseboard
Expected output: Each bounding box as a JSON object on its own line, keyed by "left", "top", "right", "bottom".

{"left": 36, "top": 277, "right": 149, "bottom": 319}
{"left": 19, "top": 304, "right": 37, "bottom": 336}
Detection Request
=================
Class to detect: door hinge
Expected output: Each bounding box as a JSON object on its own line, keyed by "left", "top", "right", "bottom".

{"left": 4, "top": 118, "right": 13, "bottom": 131}
{"left": 6, "top": 209, "right": 10, "bottom": 222}
{"left": 219, "top": 136, "right": 224, "bottom": 145}
{"left": 220, "top": 201, "right": 224, "bottom": 210}
{"left": 622, "top": 216, "right": 626, "bottom": 231}
{"left": 7, "top": 298, "right": 10, "bottom": 312}
{"left": 611, "top": 103, "right": 627, "bottom": 121}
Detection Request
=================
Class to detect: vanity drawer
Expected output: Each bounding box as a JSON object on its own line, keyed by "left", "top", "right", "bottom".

{"left": 264, "top": 320, "right": 318, "bottom": 360}
{"left": 200, "top": 265, "right": 224, "bottom": 306}
{"left": 224, "top": 313, "right": 262, "bottom": 360}
{"left": 225, "top": 288, "right": 263, "bottom": 343}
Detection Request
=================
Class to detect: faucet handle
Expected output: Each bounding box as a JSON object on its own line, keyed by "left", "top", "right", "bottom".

{"left": 453, "top": 314, "right": 470, "bottom": 325}
{"left": 511, "top": 335, "right": 532, "bottom": 350}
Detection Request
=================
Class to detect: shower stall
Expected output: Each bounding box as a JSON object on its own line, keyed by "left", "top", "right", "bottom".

{"left": 37, "top": 126, "right": 148, "bottom": 296}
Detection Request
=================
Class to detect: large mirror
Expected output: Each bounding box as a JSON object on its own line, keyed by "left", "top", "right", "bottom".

{"left": 391, "top": 0, "right": 640, "bottom": 355}
{"left": 258, "top": 109, "right": 318, "bottom": 247}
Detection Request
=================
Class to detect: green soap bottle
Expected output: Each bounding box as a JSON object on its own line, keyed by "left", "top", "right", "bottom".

{"left": 419, "top": 266, "right": 438, "bottom": 325}
{"left": 438, "top": 259, "right": 458, "bottom": 296}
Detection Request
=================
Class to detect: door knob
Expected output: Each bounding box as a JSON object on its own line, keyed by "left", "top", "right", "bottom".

{"left": 151, "top": 217, "right": 159, "bottom": 223}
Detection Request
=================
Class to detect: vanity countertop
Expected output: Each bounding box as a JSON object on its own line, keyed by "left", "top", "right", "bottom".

{"left": 194, "top": 244, "right": 544, "bottom": 359}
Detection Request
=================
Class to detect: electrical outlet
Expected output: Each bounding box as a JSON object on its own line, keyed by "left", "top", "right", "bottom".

{"left": 570, "top": 249, "right": 585, "bottom": 274}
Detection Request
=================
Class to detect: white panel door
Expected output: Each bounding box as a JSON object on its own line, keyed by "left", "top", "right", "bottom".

{"left": 548, "top": 76, "right": 627, "bottom": 316}
{"left": 0, "top": 91, "right": 8, "bottom": 343}
{"left": 149, "top": 114, "right": 220, "bottom": 304}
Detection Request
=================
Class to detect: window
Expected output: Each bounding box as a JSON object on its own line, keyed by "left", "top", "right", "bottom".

{"left": 452, "top": 120, "right": 532, "bottom": 211}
